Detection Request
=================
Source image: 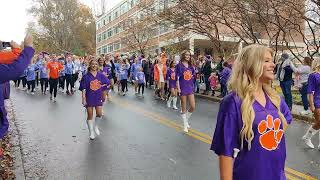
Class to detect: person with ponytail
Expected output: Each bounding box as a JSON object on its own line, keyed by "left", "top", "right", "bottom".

{"left": 302, "top": 58, "right": 320, "bottom": 149}
{"left": 176, "top": 50, "right": 196, "bottom": 133}
{"left": 79, "top": 59, "right": 109, "bottom": 140}
{"left": 166, "top": 60, "right": 178, "bottom": 110}
{"left": 211, "top": 44, "right": 292, "bottom": 180}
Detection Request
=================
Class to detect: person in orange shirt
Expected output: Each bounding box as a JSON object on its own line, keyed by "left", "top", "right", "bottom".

{"left": 47, "top": 55, "right": 64, "bottom": 102}
{"left": 0, "top": 41, "right": 22, "bottom": 64}
{"left": 160, "top": 49, "right": 167, "bottom": 66}
{"left": 154, "top": 57, "right": 167, "bottom": 100}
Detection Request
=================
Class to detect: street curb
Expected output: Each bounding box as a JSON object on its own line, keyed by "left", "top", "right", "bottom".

{"left": 7, "top": 99, "right": 26, "bottom": 180}
{"left": 195, "top": 93, "right": 315, "bottom": 123}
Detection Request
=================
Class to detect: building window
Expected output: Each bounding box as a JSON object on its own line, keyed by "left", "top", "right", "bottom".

{"left": 102, "top": 45, "right": 108, "bottom": 54}
{"left": 120, "top": 2, "right": 127, "bottom": 15}
{"left": 103, "top": 19, "right": 106, "bottom": 25}
{"left": 108, "top": 44, "right": 114, "bottom": 52}
{"left": 102, "top": 31, "right": 107, "bottom": 40}
{"left": 97, "top": 34, "right": 102, "bottom": 42}
{"left": 114, "top": 43, "right": 121, "bottom": 50}
{"left": 130, "top": 0, "right": 134, "bottom": 8}
{"left": 159, "top": 23, "right": 169, "bottom": 34}
{"left": 97, "top": 48, "right": 101, "bottom": 55}
{"left": 114, "top": 8, "right": 120, "bottom": 18}
{"left": 108, "top": 14, "right": 112, "bottom": 22}
{"left": 159, "top": 0, "right": 169, "bottom": 10}
{"left": 107, "top": 29, "right": 113, "bottom": 37}
{"left": 114, "top": 26, "right": 119, "bottom": 34}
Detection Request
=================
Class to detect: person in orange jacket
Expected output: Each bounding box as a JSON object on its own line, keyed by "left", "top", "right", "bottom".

{"left": 0, "top": 41, "right": 22, "bottom": 64}
{"left": 154, "top": 57, "right": 167, "bottom": 100}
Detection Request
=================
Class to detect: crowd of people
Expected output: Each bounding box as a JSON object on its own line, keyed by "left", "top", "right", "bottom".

{"left": 9, "top": 48, "right": 218, "bottom": 138}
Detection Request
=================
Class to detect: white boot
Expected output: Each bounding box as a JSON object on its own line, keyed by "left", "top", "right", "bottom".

{"left": 172, "top": 97, "right": 178, "bottom": 110}
{"left": 86, "top": 120, "right": 95, "bottom": 140}
{"left": 167, "top": 96, "right": 173, "bottom": 108}
{"left": 302, "top": 126, "right": 318, "bottom": 149}
{"left": 186, "top": 111, "right": 192, "bottom": 128}
{"left": 181, "top": 113, "right": 188, "bottom": 133}
{"left": 94, "top": 117, "right": 101, "bottom": 136}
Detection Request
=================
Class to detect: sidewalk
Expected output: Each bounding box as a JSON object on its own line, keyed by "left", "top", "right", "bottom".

{"left": 195, "top": 93, "right": 314, "bottom": 123}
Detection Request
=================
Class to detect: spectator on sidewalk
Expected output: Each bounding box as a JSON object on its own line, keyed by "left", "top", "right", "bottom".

{"left": 201, "top": 55, "right": 213, "bottom": 95}
{"left": 276, "top": 53, "right": 293, "bottom": 110}
{"left": 289, "top": 57, "right": 312, "bottom": 115}
{"left": 219, "top": 61, "right": 232, "bottom": 98}
{"left": 216, "top": 55, "right": 224, "bottom": 95}
{"left": 194, "top": 60, "right": 201, "bottom": 93}
{"left": 198, "top": 55, "right": 205, "bottom": 83}
{"left": 142, "top": 55, "right": 150, "bottom": 88}
{"left": 209, "top": 72, "right": 218, "bottom": 96}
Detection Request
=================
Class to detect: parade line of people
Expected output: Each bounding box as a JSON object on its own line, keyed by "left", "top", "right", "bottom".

{"left": 11, "top": 49, "right": 201, "bottom": 139}
{"left": 2, "top": 35, "right": 320, "bottom": 179}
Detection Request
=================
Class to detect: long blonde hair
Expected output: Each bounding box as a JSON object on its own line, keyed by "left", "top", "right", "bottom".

{"left": 312, "top": 57, "right": 320, "bottom": 73}
{"left": 228, "top": 44, "right": 288, "bottom": 150}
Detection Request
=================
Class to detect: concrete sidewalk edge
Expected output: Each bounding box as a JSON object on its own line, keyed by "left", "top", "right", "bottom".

{"left": 7, "top": 99, "right": 26, "bottom": 180}
{"left": 195, "top": 93, "right": 314, "bottom": 123}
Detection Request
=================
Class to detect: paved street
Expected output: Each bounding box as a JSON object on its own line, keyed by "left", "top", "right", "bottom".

{"left": 10, "top": 84, "right": 320, "bottom": 179}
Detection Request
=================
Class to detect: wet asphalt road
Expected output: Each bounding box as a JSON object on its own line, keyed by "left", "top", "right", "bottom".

{"left": 10, "top": 84, "right": 320, "bottom": 180}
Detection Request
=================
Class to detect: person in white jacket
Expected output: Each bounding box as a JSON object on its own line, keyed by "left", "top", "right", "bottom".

{"left": 289, "top": 57, "right": 312, "bottom": 115}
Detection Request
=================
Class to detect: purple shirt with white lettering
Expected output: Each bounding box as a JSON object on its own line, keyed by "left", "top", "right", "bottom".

{"left": 79, "top": 72, "right": 109, "bottom": 107}
{"left": 176, "top": 63, "right": 195, "bottom": 96}
{"left": 166, "top": 68, "right": 177, "bottom": 89}
{"left": 211, "top": 92, "right": 292, "bottom": 180}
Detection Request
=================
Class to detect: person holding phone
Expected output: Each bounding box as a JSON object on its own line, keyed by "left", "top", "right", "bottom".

{"left": 0, "top": 41, "right": 22, "bottom": 64}
{"left": 0, "top": 33, "right": 34, "bottom": 141}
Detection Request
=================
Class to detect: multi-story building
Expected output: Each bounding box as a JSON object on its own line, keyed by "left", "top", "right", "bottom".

{"left": 96, "top": 0, "right": 184, "bottom": 56}
{"left": 96, "top": 0, "right": 306, "bottom": 57}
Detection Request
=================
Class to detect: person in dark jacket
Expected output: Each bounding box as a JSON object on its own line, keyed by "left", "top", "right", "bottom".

{"left": 201, "top": 55, "right": 213, "bottom": 95}
{"left": 277, "top": 53, "right": 293, "bottom": 110}
{"left": 142, "top": 55, "right": 150, "bottom": 88}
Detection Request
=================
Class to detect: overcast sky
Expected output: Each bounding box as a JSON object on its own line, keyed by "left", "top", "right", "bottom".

{"left": 0, "top": 0, "right": 122, "bottom": 43}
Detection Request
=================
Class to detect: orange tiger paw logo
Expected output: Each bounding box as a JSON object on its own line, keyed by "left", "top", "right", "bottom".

{"left": 183, "top": 70, "right": 193, "bottom": 81}
{"left": 258, "top": 115, "right": 284, "bottom": 151}
{"left": 90, "top": 79, "right": 102, "bottom": 91}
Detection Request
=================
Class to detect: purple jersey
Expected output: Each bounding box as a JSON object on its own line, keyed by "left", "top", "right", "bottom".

{"left": 211, "top": 92, "right": 292, "bottom": 180}
{"left": 79, "top": 72, "right": 109, "bottom": 107}
{"left": 220, "top": 66, "right": 232, "bottom": 85}
{"left": 166, "top": 68, "right": 177, "bottom": 89}
{"left": 176, "top": 63, "right": 195, "bottom": 96}
{"left": 100, "top": 66, "right": 111, "bottom": 79}
{"left": 307, "top": 72, "right": 320, "bottom": 108}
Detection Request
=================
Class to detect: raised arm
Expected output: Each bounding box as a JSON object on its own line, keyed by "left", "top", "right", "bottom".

{"left": 0, "top": 46, "right": 34, "bottom": 84}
